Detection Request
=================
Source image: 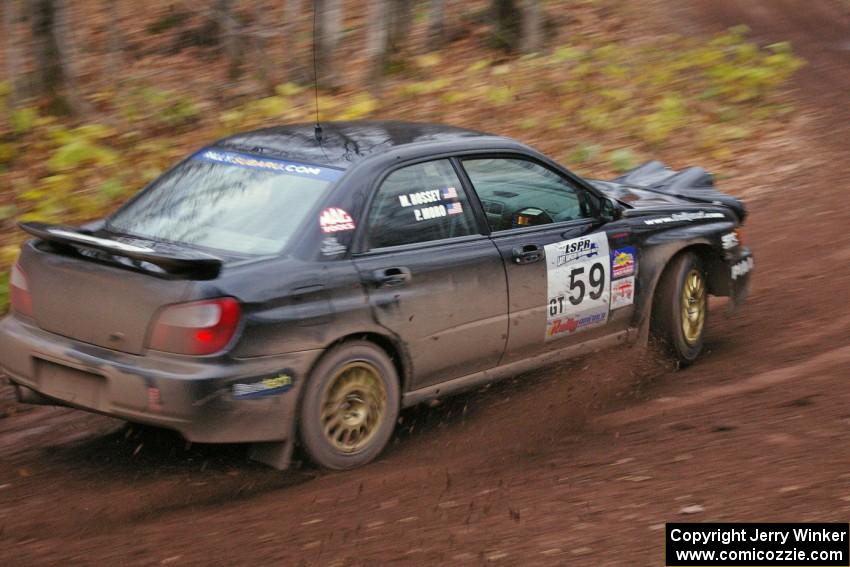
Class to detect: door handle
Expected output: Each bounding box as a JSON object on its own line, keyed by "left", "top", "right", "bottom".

{"left": 512, "top": 244, "right": 543, "bottom": 265}
{"left": 372, "top": 266, "right": 412, "bottom": 287}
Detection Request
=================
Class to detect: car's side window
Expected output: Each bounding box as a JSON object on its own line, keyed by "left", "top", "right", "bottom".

{"left": 365, "top": 159, "right": 478, "bottom": 249}
{"left": 461, "top": 157, "right": 590, "bottom": 232}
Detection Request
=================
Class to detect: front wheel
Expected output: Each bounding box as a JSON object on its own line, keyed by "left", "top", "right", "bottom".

{"left": 651, "top": 252, "right": 708, "bottom": 366}
{"left": 299, "top": 341, "right": 400, "bottom": 470}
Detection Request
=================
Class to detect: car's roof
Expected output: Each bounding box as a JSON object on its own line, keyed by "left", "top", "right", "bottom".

{"left": 215, "top": 120, "right": 510, "bottom": 169}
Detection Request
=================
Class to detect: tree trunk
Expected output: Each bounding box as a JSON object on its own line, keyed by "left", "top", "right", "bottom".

{"left": 520, "top": 0, "right": 542, "bottom": 54}
{"left": 215, "top": 0, "right": 242, "bottom": 79}
{"left": 314, "top": 0, "right": 342, "bottom": 90}
{"left": 366, "top": 0, "right": 390, "bottom": 86}
{"left": 387, "top": 0, "right": 412, "bottom": 53}
{"left": 3, "top": 0, "right": 19, "bottom": 106}
{"left": 426, "top": 0, "right": 446, "bottom": 52}
{"left": 283, "top": 0, "right": 304, "bottom": 83}
{"left": 491, "top": 0, "right": 521, "bottom": 52}
{"left": 30, "top": 0, "right": 64, "bottom": 105}
{"left": 105, "top": 0, "right": 123, "bottom": 88}
{"left": 248, "top": 1, "right": 274, "bottom": 93}
{"left": 31, "top": 0, "right": 85, "bottom": 114}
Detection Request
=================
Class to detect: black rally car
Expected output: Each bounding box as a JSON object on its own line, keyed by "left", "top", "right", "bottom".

{"left": 0, "top": 121, "right": 753, "bottom": 470}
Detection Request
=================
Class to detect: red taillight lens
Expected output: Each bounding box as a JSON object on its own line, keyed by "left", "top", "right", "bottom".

{"left": 10, "top": 264, "right": 34, "bottom": 318}
{"left": 148, "top": 297, "right": 241, "bottom": 355}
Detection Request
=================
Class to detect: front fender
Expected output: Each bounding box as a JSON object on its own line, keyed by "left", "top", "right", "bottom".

{"left": 633, "top": 221, "right": 740, "bottom": 329}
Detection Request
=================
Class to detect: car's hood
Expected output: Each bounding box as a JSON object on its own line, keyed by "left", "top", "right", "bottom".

{"left": 587, "top": 161, "right": 747, "bottom": 221}
{"left": 589, "top": 180, "right": 692, "bottom": 209}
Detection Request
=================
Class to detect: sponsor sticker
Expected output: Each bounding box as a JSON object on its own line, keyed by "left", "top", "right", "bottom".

{"left": 610, "top": 276, "right": 635, "bottom": 310}
{"left": 731, "top": 256, "right": 753, "bottom": 280}
{"left": 721, "top": 232, "right": 739, "bottom": 250}
{"left": 319, "top": 207, "right": 356, "bottom": 233}
{"left": 320, "top": 236, "right": 347, "bottom": 256}
{"left": 147, "top": 387, "right": 162, "bottom": 412}
{"left": 545, "top": 233, "right": 611, "bottom": 341}
{"left": 196, "top": 149, "right": 343, "bottom": 182}
{"left": 548, "top": 311, "right": 608, "bottom": 338}
{"left": 611, "top": 246, "right": 636, "bottom": 279}
{"left": 555, "top": 237, "right": 600, "bottom": 267}
{"left": 232, "top": 373, "right": 294, "bottom": 399}
{"left": 644, "top": 211, "right": 726, "bottom": 225}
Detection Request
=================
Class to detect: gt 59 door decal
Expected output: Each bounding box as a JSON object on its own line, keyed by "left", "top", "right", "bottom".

{"left": 544, "top": 233, "right": 611, "bottom": 340}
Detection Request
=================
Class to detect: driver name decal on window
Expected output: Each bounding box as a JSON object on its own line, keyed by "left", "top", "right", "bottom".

{"left": 397, "top": 187, "right": 464, "bottom": 222}
{"left": 544, "top": 232, "right": 611, "bottom": 340}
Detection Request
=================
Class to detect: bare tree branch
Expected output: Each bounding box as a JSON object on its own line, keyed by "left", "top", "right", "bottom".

{"left": 426, "top": 0, "right": 446, "bottom": 52}
{"left": 315, "top": 0, "right": 342, "bottom": 90}
{"left": 3, "top": 0, "right": 20, "bottom": 106}
{"left": 283, "top": 0, "right": 304, "bottom": 83}
{"left": 215, "top": 0, "right": 242, "bottom": 79}
{"left": 366, "top": 0, "right": 390, "bottom": 86}
{"left": 520, "top": 0, "right": 543, "bottom": 53}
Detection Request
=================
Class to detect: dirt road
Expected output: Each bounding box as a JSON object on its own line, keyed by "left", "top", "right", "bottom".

{"left": 1, "top": 2, "right": 848, "bottom": 565}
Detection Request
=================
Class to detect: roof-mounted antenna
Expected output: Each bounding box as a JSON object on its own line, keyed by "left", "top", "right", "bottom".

{"left": 312, "top": 3, "right": 323, "bottom": 143}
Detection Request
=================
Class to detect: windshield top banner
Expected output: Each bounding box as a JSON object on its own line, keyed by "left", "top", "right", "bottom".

{"left": 195, "top": 149, "right": 344, "bottom": 182}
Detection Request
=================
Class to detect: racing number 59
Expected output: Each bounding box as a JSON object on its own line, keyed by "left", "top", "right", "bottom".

{"left": 568, "top": 263, "right": 606, "bottom": 305}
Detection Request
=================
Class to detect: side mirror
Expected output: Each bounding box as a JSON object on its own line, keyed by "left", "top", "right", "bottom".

{"left": 599, "top": 197, "right": 622, "bottom": 222}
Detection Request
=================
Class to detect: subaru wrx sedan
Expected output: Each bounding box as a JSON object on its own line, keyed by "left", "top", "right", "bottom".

{"left": 0, "top": 121, "right": 752, "bottom": 470}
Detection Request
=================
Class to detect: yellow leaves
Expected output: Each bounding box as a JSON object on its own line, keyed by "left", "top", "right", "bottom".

{"left": 0, "top": 205, "right": 15, "bottom": 221}
{"left": 413, "top": 53, "right": 442, "bottom": 69}
{"left": 0, "top": 245, "right": 19, "bottom": 266}
{"left": 466, "top": 60, "right": 491, "bottom": 73}
{"left": 275, "top": 83, "right": 304, "bottom": 97}
{"left": 441, "top": 91, "right": 471, "bottom": 104}
{"left": 48, "top": 139, "right": 119, "bottom": 172}
{"left": 250, "top": 96, "right": 292, "bottom": 119}
{"left": 485, "top": 85, "right": 514, "bottom": 106}
{"left": 551, "top": 45, "right": 584, "bottom": 63}
{"left": 333, "top": 93, "right": 378, "bottom": 121}
{"left": 397, "top": 78, "right": 451, "bottom": 97}
{"left": 10, "top": 107, "right": 38, "bottom": 135}
{"left": 609, "top": 149, "right": 639, "bottom": 173}
{"left": 0, "top": 143, "right": 15, "bottom": 166}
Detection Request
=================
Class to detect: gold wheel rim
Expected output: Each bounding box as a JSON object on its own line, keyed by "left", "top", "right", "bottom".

{"left": 320, "top": 362, "right": 387, "bottom": 454}
{"left": 681, "top": 268, "right": 706, "bottom": 346}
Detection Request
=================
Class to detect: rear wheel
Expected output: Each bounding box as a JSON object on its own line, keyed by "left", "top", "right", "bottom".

{"left": 651, "top": 252, "right": 708, "bottom": 366}
{"left": 299, "top": 341, "right": 399, "bottom": 470}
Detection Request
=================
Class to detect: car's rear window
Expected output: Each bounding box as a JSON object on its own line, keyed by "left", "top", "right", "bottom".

{"left": 107, "top": 149, "right": 343, "bottom": 255}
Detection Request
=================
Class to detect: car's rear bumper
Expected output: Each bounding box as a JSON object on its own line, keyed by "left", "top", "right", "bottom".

{"left": 0, "top": 314, "right": 322, "bottom": 443}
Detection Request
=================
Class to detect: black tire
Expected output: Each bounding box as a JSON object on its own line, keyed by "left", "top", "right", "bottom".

{"left": 650, "top": 252, "right": 708, "bottom": 366}
{"left": 299, "top": 341, "right": 400, "bottom": 470}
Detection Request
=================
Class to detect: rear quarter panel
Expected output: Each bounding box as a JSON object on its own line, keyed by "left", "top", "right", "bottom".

{"left": 204, "top": 258, "right": 378, "bottom": 359}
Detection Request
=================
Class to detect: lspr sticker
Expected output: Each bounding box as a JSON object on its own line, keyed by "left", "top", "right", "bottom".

{"left": 545, "top": 232, "right": 611, "bottom": 340}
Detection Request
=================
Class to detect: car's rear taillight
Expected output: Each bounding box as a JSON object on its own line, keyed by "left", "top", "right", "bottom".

{"left": 148, "top": 297, "right": 241, "bottom": 355}
{"left": 10, "top": 263, "right": 33, "bottom": 318}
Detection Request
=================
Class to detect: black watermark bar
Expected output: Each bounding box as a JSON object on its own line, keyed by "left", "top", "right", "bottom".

{"left": 666, "top": 523, "right": 850, "bottom": 566}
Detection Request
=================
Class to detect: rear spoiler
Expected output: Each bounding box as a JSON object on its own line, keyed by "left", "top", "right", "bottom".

{"left": 19, "top": 222, "right": 222, "bottom": 279}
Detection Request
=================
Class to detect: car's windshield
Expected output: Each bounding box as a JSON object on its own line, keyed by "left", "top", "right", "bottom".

{"left": 108, "top": 149, "right": 343, "bottom": 255}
